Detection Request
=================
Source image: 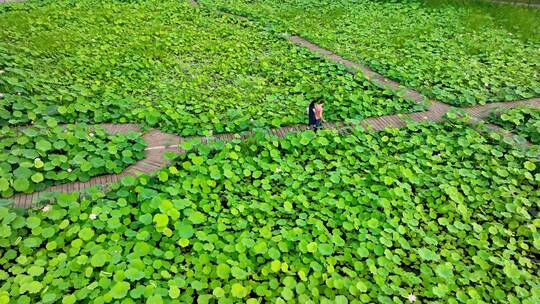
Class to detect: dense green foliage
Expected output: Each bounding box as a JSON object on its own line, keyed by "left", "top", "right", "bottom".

{"left": 0, "top": 122, "right": 145, "bottom": 197}
{"left": 490, "top": 107, "right": 540, "bottom": 144}
{"left": 0, "top": 0, "right": 420, "bottom": 136}
{"left": 422, "top": 0, "right": 540, "bottom": 41}
{"left": 201, "top": 0, "right": 540, "bottom": 105}
{"left": 1, "top": 1, "right": 538, "bottom": 303}
{"left": 1, "top": 121, "right": 538, "bottom": 303}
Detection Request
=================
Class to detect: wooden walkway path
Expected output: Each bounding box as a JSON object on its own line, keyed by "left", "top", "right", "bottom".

{"left": 487, "top": 0, "right": 540, "bottom": 9}
{"left": 4, "top": 0, "right": 540, "bottom": 208}
{"left": 10, "top": 97, "right": 539, "bottom": 208}
{"left": 0, "top": 0, "right": 24, "bottom": 3}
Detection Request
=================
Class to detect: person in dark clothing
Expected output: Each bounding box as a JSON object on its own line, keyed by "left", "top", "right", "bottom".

{"left": 314, "top": 101, "right": 324, "bottom": 130}
{"left": 307, "top": 99, "right": 324, "bottom": 131}
{"left": 307, "top": 100, "right": 317, "bottom": 131}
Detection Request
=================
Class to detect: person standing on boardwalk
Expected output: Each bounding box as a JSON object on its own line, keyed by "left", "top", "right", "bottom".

{"left": 307, "top": 100, "right": 317, "bottom": 131}
{"left": 307, "top": 99, "right": 324, "bottom": 131}
{"left": 314, "top": 100, "right": 324, "bottom": 131}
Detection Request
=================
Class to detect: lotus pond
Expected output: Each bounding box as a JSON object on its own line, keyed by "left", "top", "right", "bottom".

{"left": 200, "top": 0, "right": 540, "bottom": 105}
{"left": 1, "top": 0, "right": 539, "bottom": 303}
{"left": 0, "top": 0, "right": 421, "bottom": 136}
{"left": 1, "top": 120, "right": 539, "bottom": 303}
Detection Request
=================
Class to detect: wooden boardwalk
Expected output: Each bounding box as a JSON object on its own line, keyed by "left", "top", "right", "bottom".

{"left": 3, "top": 0, "right": 540, "bottom": 208}
{"left": 9, "top": 97, "right": 539, "bottom": 208}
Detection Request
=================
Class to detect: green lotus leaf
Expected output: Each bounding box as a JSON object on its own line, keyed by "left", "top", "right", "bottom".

{"left": 281, "top": 287, "right": 294, "bottom": 301}
{"left": 192, "top": 156, "right": 204, "bottom": 166}
{"left": 153, "top": 214, "right": 169, "bottom": 228}
{"left": 176, "top": 222, "right": 194, "bottom": 238}
{"left": 216, "top": 263, "right": 231, "bottom": 280}
{"left": 136, "top": 230, "right": 150, "bottom": 241}
{"left": 524, "top": 161, "right": 536, "bottom": 171}
{"left": 503, "top": 262, "right": 522, "bottom": 283}
{"left": 356, "top": 280, "right": 368, "bottom": 292}
{"left": 13, "top": 167, "right": 33, "bottom": 179}
{"left": 418, "top": 248, "right": 439, "bottom": 261}
{"left": 267, "top": 247, "right": 281, "bottom": 259}
{"left": 0, "top": 224, "right": 11, "bottom": 238}
{"left": 158, "top": 171, "right": 168, "bottom": 182}
{"left": 432, "top": 283, "right": 449, "bottom": 298}
{"left": 139, "top": 213, "right": 153, "bottom": 225}
{"left": 121, "top": 175, "right": 137, "bottom": 187}
{"left": 435, "top": 263, "right": 454, "bottom": 280}
{"left": 317, "top": 243, "right": 334, "bottom": 255}
{"left": 24, "top": 281, "right": 43, "bottom": 294}
{"left": 13, "top": 179, "right": 29, "bottom": 192}
{"left": 80, "top": 161, "right": 92, "bottom": 172}
{"left": 271, "top": 260, "right": 281, "bottom": 273}
{"left": 35, "top": 139, "right": 52, "bottom": 152}
{"left": 147, "top": 294, "right": 164, "bottom": 304}
{"left": 27, "top": 265, "right": 44, "bottom": 277}
{"left": 78, "top": 227, "right": 95, "bottom": 241}
{"left": 110, "top": 281, "right": 130, "bottom": 299}
{"left": 213, "top": 287, "right": 225, "bottom": 298}
{"left": 90, "top": 250, "right": 111, "bottom": 267}
{"left": 231, "top": 283, "right": 248, "bottom": 298}
{"left": 188, "top": 211, "right": 206, "bottom": 225}
{"left": 169, "top": 286, "right": 180, "bottom": 299}
{"left": 306, "top": 242, "right": 317, "bottom": 253}
{"left": 61, "top": 295, "right": 76, "bottom": 304}
{"left": 231, "top": 266, "right": 247, "bottom": 279}
{"left": 26, "top": 216, "right": 41, "bottom": 229}
{"left": 335, "top": 295, "right": 349, "bottom": 304}
{"left": 0, "top": 178, "right": 9, "bottom": 192}
{"left": 31, "top": 172, "right": 44, "bottom": 183}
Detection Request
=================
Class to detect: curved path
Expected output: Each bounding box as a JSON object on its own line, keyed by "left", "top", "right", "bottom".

{"left": 487, "top": 0, "right": 540, "bottom": 8}
{"left": 6, "top": 0, "right": 540, "bottom": 208}
{"left": 9, "top": 96, "right": 539, "bottom": 208}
